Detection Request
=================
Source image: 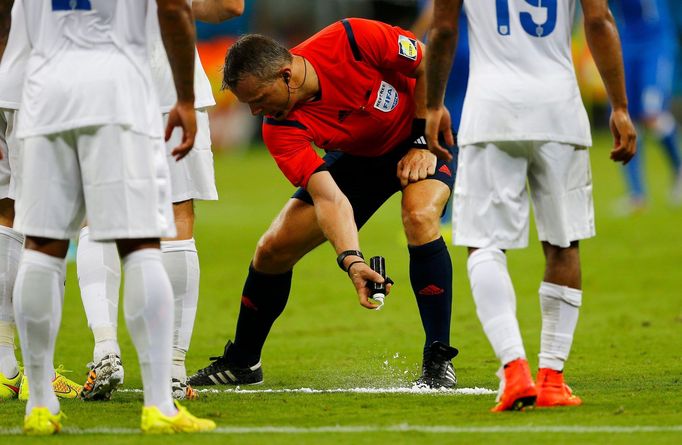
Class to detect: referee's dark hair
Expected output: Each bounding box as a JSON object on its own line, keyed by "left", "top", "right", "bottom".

{"left": 223, "top": 34, "right": 293, "bottom": 91}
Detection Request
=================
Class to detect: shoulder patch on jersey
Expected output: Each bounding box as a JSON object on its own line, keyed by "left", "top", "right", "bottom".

{"left": 373, "top": 81, "right": 399, "bottom": 113}
{"left": 397, "top": 35, "right": 418, "bottom": 61}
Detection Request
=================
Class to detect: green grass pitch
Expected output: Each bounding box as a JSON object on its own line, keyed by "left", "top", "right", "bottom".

{"left": 1, "top": 133, "right": 681, "bottom": 444}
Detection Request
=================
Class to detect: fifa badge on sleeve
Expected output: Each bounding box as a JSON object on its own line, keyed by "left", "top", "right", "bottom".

{"left": 398, "top": 35, "right": 418, "bottom": 61}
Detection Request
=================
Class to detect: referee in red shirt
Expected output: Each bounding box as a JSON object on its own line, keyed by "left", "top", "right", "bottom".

{"left": 189, "top": 18, "right": 459, "bottom": 388}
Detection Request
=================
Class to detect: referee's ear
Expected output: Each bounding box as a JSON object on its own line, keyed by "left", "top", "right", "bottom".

{"left": 281, "top": 68, "right": 292, "bottom": 86}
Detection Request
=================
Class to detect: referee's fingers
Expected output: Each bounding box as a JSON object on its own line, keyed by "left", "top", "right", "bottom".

{"left": 428, "top": 141, "right": 452, "bottom": 162}
{"left": 444, "top": 128, "right": 455, "bottom": 147}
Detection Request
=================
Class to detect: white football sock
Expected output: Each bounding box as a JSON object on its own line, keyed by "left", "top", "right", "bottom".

{"left": 77, "top": 227, "right": 121, "bottom": 362}
{"left": 161, "top": 238, "right": 199, "bottom": 381}
{"left": 538, "top": 281, "right": 582, "bottom": 371}
{"left": 0, "top": 225, "right": 23, "bottom": 377}
{"left": 122, "top": 249, "right": 175, "bottom": 416}
{"left": 467, "top": 248, "right": 526, "bottom": 366}
{"left": 13, "top": 250, "right": 64, "bottom": 415}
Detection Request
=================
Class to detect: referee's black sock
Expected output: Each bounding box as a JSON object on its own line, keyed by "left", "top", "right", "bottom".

{"left": 408, "top": 237, "right": 453, "bottom": 350}
{"left": 228, "top": 264, "right": 292, "bottom": 367}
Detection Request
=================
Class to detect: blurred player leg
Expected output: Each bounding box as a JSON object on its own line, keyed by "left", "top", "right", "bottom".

{"left": 162, "top": 110, "right": 217, "bottom": 399}
{"left": 77, "top": 227, "right": 124, "bottom": 400}
{"left": 162, "top": 203, "right": 200, "bottom": 400}
{"left": 651, "top": 113, "right": 682, "bottom": 204}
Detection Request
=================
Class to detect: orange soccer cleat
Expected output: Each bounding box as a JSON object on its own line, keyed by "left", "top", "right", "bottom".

{"left": 536, "top": 368, "right": 582, "bottom": 407}
{"left": 491, "top": 358, "right": 537, "bottom": 412}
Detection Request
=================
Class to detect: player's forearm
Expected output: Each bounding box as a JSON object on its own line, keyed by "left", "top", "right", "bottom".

{"left": 0, "top": 0, "right": 13, "bottom": 61}
{"left": 425, "top": 0, "right": 460, "bottom": 109}
{"left": 157, "top": 0, "right": 196, "bottom": 104}
{"left": 192, "top": 0, "right": 244, "bottom": 23}
{"left": 307, "top": 173, "right": 362, "bottom": 264}
{"left": 583, "top": 5, "right": 628, "bottom": 110}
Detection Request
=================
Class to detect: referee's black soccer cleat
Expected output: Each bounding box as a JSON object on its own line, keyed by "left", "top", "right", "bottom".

{"left": 187, "top": 340, "right": 263, "bottom": 386}
{"left": 415, "top": 341, "right": 459, "bottom": 389}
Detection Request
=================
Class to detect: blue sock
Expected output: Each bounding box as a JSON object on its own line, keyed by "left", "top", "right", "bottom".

{"left": 408, "top": 237, "right": 452, "bottom": 350}
{"left": 658, "top": 128, "right": 682, "bottom": 173}
{"left": 229, "top": 264, "right": 292, "bottom": 367}
{"left": 624, "top": 136, "right": 645, "bottom": 200}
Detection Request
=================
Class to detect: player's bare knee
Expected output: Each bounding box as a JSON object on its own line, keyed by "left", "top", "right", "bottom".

{"left": 402, "top": 206, "right": 440, "bottom": 244}
{"left": 253, "top": 232, "right": 297, "bottom": 272}
{"left": 0, "top": 198, "right": 15, "bottom": 227}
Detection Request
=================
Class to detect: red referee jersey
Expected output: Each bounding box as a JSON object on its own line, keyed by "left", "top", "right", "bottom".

{"left": 262, "top": 18, "right": 422, "bottom": 188}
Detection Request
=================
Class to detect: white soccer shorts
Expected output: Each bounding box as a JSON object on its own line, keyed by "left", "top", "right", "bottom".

{"left": 0, "top": 109, "right": 19, "bottom": 200}
{"left": 163, "top": 109, "right": 218, "bottom": 203}
{"left": 14, "top": 125, "right": 176, "bottom": 241}
{"left": 453, "top": 140, "right": 595, "bottom": 249}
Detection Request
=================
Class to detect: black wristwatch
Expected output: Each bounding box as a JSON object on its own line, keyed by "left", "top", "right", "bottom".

{"left": 336, "top": 250, "right": 364, "bottom": 271}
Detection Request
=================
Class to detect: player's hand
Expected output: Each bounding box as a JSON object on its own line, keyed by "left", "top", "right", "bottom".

{"left": 397, "top": 148, "right": 437, "bottom": 188}
{"left": 347, "top": 262, "right": 391, "bottom": 310}
{"left": 165, "top": 100, "right": 197, "bottom": 161}
{"left": 609, "top": 107, "right": 637, "bottom": 165}
{"left": 425, "top": 106, "right": 454, "bottom": 162}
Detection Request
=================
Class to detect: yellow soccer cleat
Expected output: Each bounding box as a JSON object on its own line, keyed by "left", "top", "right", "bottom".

{"left": 0, "top": 369, "right": 22, "bottom": 400}
{"left": 141, "top": 401, "right": 216, "bottom": 434}
{"left": 23, "top": 407, "right": 65, "bottom": 436}
{"left": 19, "top": 367, "right": 82, "bottom": 401}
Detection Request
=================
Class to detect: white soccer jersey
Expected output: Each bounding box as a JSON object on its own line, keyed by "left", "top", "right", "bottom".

{"left": 17, "top": 0, "right": 163, "bottom": 138}
{"left": 147, "top": 0, "right": 216, "bottom": 113}
{"left": 459, "top": 0, "right": 592, "bottom": 147}
{"left": 0, "top": 0, "right": 29, "bottom": 110}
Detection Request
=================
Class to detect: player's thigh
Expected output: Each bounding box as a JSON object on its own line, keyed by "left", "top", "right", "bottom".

{"left": 164, "top": 109, "right": 218, "bottom": 203}
{"left": 14, "top": 132, "right": 85, "bottom": 239}
{"left": 253, "top": 198, "right": 326, "bottom": 272}
{"left": 453, "top": 141, "right": 531, "bottom": 249}
{"left": 528, "top": 141, "right": 594, "bottom": 248}
{"left": 77, "top": 126, "right": 175, "bottom": 241}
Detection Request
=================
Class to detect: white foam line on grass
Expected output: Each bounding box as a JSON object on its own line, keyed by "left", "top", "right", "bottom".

{"left": 118, "top": 386, "right": 496, "bottom": 395}
{"left": 1, "top": 425, "right": 681, "bottom": 435}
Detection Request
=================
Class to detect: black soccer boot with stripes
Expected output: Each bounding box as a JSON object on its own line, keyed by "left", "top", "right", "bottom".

{"left": 415, "top": 341, "right": 459, "bottom": 389}
{"left": 187, "top": 340, "right": 263, "bottom": 386}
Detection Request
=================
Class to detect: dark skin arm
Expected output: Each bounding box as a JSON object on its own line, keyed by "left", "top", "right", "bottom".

{"left": 156, "top": 0, "right": 196, "bottom": 160}
{"left": 581, "top": 0, "right": 637, "bottom": 164}
{"left": 0, "top": 0, "right": 12, "bottom": 62}
{"left": 192, "top": 0, "right": 244, "bottom": 23}
{"left": 424, "top": 0, "right": 461, "bottom": 162}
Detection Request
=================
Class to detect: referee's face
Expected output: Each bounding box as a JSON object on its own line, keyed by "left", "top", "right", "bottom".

{"left": 234, "top": 75, "right": 291, "bottom": 120}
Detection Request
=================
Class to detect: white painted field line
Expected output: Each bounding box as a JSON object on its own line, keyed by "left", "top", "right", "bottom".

{"left": 1, "top": 425, "right": 681, "bottom": 435}
{"left": 118, "top": 386, "right": 496, "bottom": 395}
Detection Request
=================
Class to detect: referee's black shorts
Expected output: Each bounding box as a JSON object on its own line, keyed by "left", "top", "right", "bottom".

{"left": 293, "top": 142, "right": 457, "bottom": 230}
